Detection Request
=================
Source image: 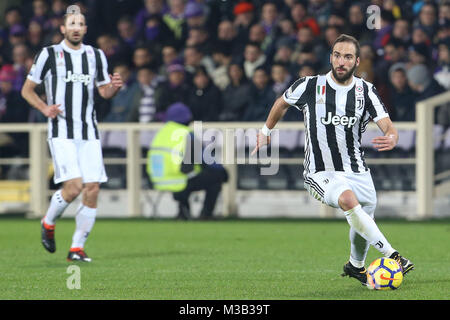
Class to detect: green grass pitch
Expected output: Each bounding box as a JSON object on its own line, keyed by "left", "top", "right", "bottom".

{"left": 1, "top": 218, "right": 449, "bottom": 300}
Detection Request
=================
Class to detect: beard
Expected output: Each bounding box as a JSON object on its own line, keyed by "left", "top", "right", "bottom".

{"left": 66, "top": 34, "right": 83, "bottom": 46}
{"left": 331, "top": 63, "right": 357, "bottom": 83}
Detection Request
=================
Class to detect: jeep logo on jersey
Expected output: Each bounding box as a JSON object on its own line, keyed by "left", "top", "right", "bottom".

{"left": 321, "top": 112, "right": 357, "bottom": 128}
{"left": 63, "top": 71, "right": 91, "bottom": 86}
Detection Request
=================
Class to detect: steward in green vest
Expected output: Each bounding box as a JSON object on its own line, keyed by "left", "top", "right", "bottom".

{"left": 147, "top": 103, "right": 228, "bottom": 220}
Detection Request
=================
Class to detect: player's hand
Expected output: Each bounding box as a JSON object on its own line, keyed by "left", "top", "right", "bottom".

{"left": 251, "top": 131, "right": 271, "bottom": 156}
{"left": 372, "top": 134, "right": 396, "bottom": 151}
{"left": 109, "top": 73, "right": 123, "bottom": 90}
{"left": 43, "top": 104, "right": 62, "bottom": 119}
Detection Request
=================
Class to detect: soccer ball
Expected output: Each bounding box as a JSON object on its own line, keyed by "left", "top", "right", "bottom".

{"left": 367, "top": 258, "right": 403, "bottom": 290}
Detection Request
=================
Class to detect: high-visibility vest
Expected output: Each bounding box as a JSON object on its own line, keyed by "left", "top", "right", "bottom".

{"left": 147, "top": 121, "right": 201, "bottom": 192}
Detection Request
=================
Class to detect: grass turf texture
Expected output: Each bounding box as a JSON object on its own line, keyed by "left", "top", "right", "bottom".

{"left": 1, "top": 218, "right": 449, "bottom": 300}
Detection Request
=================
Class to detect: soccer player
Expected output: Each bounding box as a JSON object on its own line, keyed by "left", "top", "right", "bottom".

{"left": 21, "top": 8, "right": 123, "bottom": 262}
{"left": 252, "top": 34, "right": 414, "bottom": 286}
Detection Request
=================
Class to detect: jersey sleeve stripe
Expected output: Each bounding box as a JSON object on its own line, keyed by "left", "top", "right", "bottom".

{"left": 283, "top": 77, "right": 309, "bottom": 108}
{"left": 305, "top": 76, "right": 325, "bottom": 172}
{"left": 93, "top": 48, "right": 105, "bottom": 83}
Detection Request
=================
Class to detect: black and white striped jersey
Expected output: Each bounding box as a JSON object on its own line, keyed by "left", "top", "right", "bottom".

{"left": 283, "top": 71, "right": 389, "bottom": 175}
{"left": 27, "top": 40, "right": 111, "bottom": 140}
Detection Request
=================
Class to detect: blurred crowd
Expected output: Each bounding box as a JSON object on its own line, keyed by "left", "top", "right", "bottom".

{"left": 0, "top": 0, "right": 449, "bottom": 150}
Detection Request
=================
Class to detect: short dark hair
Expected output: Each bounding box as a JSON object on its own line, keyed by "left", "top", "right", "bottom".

{"left": 331, "top": 34, "right": 360, "bottom": 58}
{"left": 63, "top": 12, "right": 86, "bottom": 26}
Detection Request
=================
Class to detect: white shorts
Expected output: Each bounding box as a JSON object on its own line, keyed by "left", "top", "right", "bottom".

{"left": 48, "top": 138, "right": 108, "bottom": 184}
{"left": 304, "top": 170, "right": 377, "bottom": 211}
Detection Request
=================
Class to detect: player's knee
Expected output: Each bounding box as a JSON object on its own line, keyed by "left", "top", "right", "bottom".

{"left": 62, "top": 180, "right": 83, "bottom": 202}
{"left": 84, "top": 183, "right": 100, "bottom": 199}
{"left": 338, "top": 190, "right": 359, "bottom": 211}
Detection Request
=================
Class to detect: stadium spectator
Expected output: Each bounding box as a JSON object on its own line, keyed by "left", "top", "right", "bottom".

{"left": 327, "top": 7, "right": 347, "bottom": 30}
{"left": 439, "top": 1, "right": 450, "bottom": 22}
{"left": 434, "top": 37, "right": 450, "bottom": 90}
{"left": 187, "top": 66, "right": 223, "bottom": 121}
{"left": 184, "top": 2, "right": 206, "bottom": 29}
{"left": 31, "top": 0, "right": 50, "bottom": 28}
{"left": 293, "top": 43, "right": 321, "bottom": 75}
{"left": 271, "top": 62, "right": 292, "bottom": 98}
{"left": 308, "top": 0, "right": 332, "bottom": 28}
{"left": 278, "top": 18, "right": 296, "bottom": 41}
{"left": 183, "top": 44, "right": 214, "bottom": 79}
{"left": 0, "top": 64, "right": 29, "bottom": 158}
{"left": 388, "top": 63, "right": 416, "bottom": 121}
{"left": 27, "top": 18, "right": 45, "bottom": 54}
{"left": 216, "top": 19, "right": 242, "bottom": 56}
{"left": 356, "top": 43, "right": 376, "bottom": 82}
{"left": 129, "top": 64, "right": 164, "bottom": 123}
{"left": 414, "top": 2, "right": 439, "bottom": 38}
{"left": 117, "top": 15, "right": 138, "bottom": 50}
{"left": 135, "top": 0, "right": 166, "bottom": 32}
{"left": 210, "top": 42, "right": 232, "bottom": 91}
{"left": 290, "top": 2, "right": 320, "bottom": 36}
{"left": 9, "top": 24, "right": 27, "bottom": 48}
{"left": 103, "top": 63, "right": 141, "bottom": 122}
{"left": 185, "top": 27, "right": 211, "bottom": 55}
{"left": 154, "top": 62, "right": 192, "bottom": 120}
{"left": 219, "top": 62, "right": 251, "bottom": 121}
{"left": 348, "top": 3, "right": 373, "bottom": 43}
{"left": 243, "top": 66, "right": 276, "bottom": 121}
{"left": 11, "top": 44, "right": 30, "bottom": 92}
{"left": 132, "top": 46, "right": 156, "bottom": 70}
{"left": 50, "top": 0, "right": 68, "bottom": 18}
{"left": 163, "top": 0, "right": 187, "bottom": 46}
{"left": 373, "top": 10, "right": 395, "bottom": 51}
{"left": 158, "top": 44, "right": 179, "bottom": 76}
{"left": 142, "top": 13, "right": 176, "bottom": 51}
{"left": 272, "top": 37, "right": 295, "bottom": 71}
{"left": 411, "top": 25, "right": 432, "bottom": 46}
{"left": 408, "top": 42, "right": 431, "bottom": 67}
{"left": 243, "top": 42, "right": 266, "bottom": 79}
{"left": 232, "top": 1, "right": 256, "bottom": 44}
{"left": 4, "top": 6, "right": 23, "bottom": 31}
{"left": 298, "top": 62, "right": 316, "bottom": 77}
{"left": 407, "top": 63, "right": 446, "bottom": 103}
{"left": 390, "top": 18, "right": 412, "bottom": 47}
{"left": 292, "top": 25, "right": 326, "bottom": 69}
{"left": 96, "top": 34, "right": 127, "bottom": 73}
{"left": 375, "top": 39, "right": 408, "bottom": 85}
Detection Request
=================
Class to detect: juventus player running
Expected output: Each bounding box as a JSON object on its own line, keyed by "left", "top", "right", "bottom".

{"left": 21, "top": 8, "right": 123, "bottom": 262}
{"left": 252, "top": 34, "right": 414, "bottom": 286}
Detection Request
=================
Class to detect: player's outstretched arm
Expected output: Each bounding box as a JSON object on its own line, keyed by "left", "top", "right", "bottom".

{"left": 21, "top": 79, "right": 61, "bottom": 119}
{"left": 251, "top": 96, "right": 290, "bottom": 156}
{"left": 372, "top": 117, "right": 398, "bottom": 152}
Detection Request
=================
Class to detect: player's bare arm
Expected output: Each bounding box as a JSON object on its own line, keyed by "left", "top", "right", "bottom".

{"left": 98, "top": 72, "right": 123, "bottom": 99}
{"left": 21, "top": 78, "right": 62, "bottom": 119}
{"left": 251, "top": 96, "right": 290, "bottom": 156}
{"left": 372, "top": 117, "right": 398, "bottom": 152}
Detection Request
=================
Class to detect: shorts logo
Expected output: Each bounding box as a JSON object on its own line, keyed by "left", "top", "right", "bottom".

{"left": 323, "top": 179, "right": 329, "bottom": 184}
{"left": 375, "top": 241, "right": 384, "bottom": 249}
{"left": 321, "top": 112, "right": 357, "bottom": 128}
